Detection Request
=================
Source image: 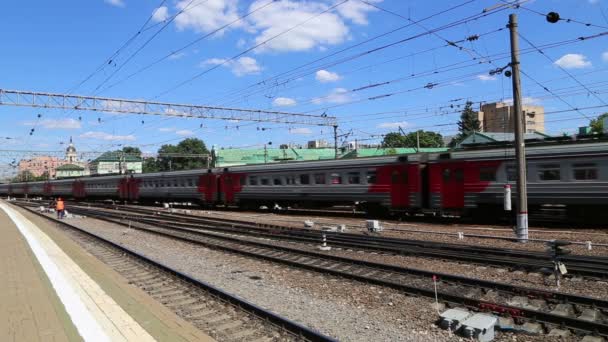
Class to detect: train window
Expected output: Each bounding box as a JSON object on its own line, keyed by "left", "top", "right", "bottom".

{"left": 180, "top": 179, "right": 186, "bottom": 187}
{"left": 347, "top": 172, "right": 360, "bottom": 184}
{"left": 314, "top": 173, "right": 326, "bottom": 185}
{"left": 454, "top": 169, "right": 464, "bottom": 182}
{"left": 285, "top": 176, "right": 296, "bottom": 185}
{"left": 187, "top": 179, "right": 194, "bottom": 187}
{"left": 249, "top": 176, "right": 258, "bottom": 185}
{"left": 273, "top": 177, "right": 282, "bottom": 186}
{"left": 538, "top": 164, "right": 561, "bottom": 181}
{"left": 573, "top": 163, "right": 597, "bottom": 180}
{"left": 366, "top": 171, "right": 377, "bottom": 184}
{"left": 479, "top": 167, "right": 497, "bottom": 181}
{"left": 239, "top": 177, "right": 246, "bottom": 186}
{"left": 330, "top": 173, "right": 342, "bottom": 184}
{"left": 300, "top": 174, "right": 310, "bottom": 185}
{"left": 442, "top": 169, "right": 451, "bottom": 182}
{"left": 261, "top": 178, "right": 270, "bottom": 186}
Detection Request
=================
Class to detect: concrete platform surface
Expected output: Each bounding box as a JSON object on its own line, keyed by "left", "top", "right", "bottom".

{"left": 0, "top": 201, "right": 215, "bottom": 342}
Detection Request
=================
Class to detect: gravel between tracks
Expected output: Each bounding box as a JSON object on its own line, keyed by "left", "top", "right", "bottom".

{"left": 21, "top": 207, "right": 581, "bottom": 342}
{"left": 158, "top": 208, "right": 608, "bottom": 256}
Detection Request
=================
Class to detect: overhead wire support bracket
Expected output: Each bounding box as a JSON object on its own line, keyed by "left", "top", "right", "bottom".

{"left": 0, "top": 88, "right": 338, "bottom": 127}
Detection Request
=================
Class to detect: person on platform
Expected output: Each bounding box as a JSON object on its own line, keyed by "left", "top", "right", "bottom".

{"left": 56, "top": 197, "right": 65, "bottom": 219}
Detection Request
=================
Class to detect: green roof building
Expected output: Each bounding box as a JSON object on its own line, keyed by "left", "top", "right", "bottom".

{"left": 55, "top": 163, "right": 87, "bottom": 179}
{"left": 89, "top": 152, "right": 142, "bottom": 175}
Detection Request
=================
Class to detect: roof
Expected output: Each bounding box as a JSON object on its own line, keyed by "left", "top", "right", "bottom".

{"left": 342, "top": 147, "right": 448, "bottom": 158}
{"left": 91, "top": 152, "right": 142, "bottom": 163}
{"left": 456, "top": 131, "right": 550, "bottom": 148}
{"left": 214, "top": 148, "right": 336, "bottom": 166}
{"left": 56, "top": 164, "right": 84, "bottom": 171}
{"left": 214, "top": 147, "right": 448, "bottom": 167}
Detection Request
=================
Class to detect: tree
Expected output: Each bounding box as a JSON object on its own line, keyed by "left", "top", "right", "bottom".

{"left": 450, "top": 101, "right": 481, "bottom": 147}
{"left": 458, "top": 101, "right": 481, "bottom": 135}
{"left": 157, "top": 138, "right": 210, "bottom": 171}
{"left": 590, "top": 113, "right": 608, "bottom": 134}
{"left": 382, "top": 132, "right": 407, "bottom": 148}
{"left": 122, "top": 146, "right": 142, "bottom": 157}
{"left": 142, "top": 157, "right": 160, "bottom": 173}
{"left": 382, "top": 131, "right": 444, "bottom": 148}
{"left": 14, "top": 170, "right": 34, "bottom": 182}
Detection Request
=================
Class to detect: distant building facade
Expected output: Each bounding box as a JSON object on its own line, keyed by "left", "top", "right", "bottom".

{"left": 17, "top": 137, "right": 88, "bottom": 179}
{"left": 478, "top": 102, "right": 545, "bottom": 133}
{"left": 89, "top": 152, "right": 142, "bottom": 175}
{"left": 55, "top": 164, "right": 87, "bottom": 178}
{"left": 454, "top": 131, "right": 550, "bottom": 148}
{"left": 307, "top": 139, "right": 329, "bottom": 149}
{"left": 18, "top": 156, "right": 67, "bottom": 179}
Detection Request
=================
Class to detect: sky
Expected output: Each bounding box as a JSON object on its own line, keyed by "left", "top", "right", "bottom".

{"left": 1, "top": 0, "right": 608, "bottom": 175}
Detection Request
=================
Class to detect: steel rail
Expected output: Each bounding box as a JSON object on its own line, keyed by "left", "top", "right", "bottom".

{"left": 15, "top": 203, "right": 336, "bottom": 342}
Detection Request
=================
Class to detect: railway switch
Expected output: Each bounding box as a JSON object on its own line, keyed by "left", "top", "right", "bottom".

{"left": 461, "top": 313, "right": 497, "bottom": 342}
{"left": 438, "top": 308, "right": 471, "bottom": 331}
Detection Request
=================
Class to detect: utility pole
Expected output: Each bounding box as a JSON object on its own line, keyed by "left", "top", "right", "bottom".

{"left": 508, "top": 13, "right": 528, "bottom": 242}
{"left": 333, "top": 125, "right": 338, "bottom": 159}
{"left": 416, "top": 131, "right": 420, "bottom": 152}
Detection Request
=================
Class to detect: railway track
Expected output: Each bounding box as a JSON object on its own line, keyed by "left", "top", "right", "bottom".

{"left": 28, "top": 202, "right": 608, "bottom": 338}
{"left": 68, "top": 202, "right": 608, "bottom": 279}
{"left": 15, "top": 203, "right": 335, "bottom": 342}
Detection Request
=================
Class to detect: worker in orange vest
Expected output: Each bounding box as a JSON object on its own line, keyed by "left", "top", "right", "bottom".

{"left": 56, "top": 197, "right": 65, "bottom": 219}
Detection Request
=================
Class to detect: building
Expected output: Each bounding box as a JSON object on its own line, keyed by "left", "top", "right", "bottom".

{"left": 55, "top": 164, "right": 86, "bottom": 178}
{"left": 18, "top": 156, "right": 67, "bottom": 179}
{"left": 478, "top": 102, "right": 545, "bottom": 133}
{"left": 307, "top": 139, "right": 329, "bottom": 149}
{"left": 89, "top": 152, "right": 142, "bottom": 175}
{"left": 17, "top": 137, "right": 87, "bottom": 179}
{"left": 454, "top": 131, "right": 550, "bottom": 148}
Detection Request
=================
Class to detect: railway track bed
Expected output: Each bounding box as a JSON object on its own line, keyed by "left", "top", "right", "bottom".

{"left": 23, "top": 202, "right": 608, "bottom": 340}
{"left": 15, "top": 204, "right": 334, "bottom": 342}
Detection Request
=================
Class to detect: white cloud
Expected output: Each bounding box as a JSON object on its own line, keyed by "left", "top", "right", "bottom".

{"left": 290, "top": 127, "right": 312, "bottom": 135}
{"left": 80, "top": 131, "right": 135, "bottom": 141}
{"left": 504, "top": 97, "right": 542, "bottom": 105}
{"left": 158, "top": 127, "right": 175, "bottom": 132}
{"left": 336, "top": 0, "right": 380, "bottom": 25}
{"left": 23, "top": 118, "right": 81, "bottom": 130}
{"left": 247, "top": 0, "right": 351, "bottom": 53}
{"left": 176, "top": 129, "right": 194, "bottom": 136}
{"left": 168, "top": 52, "right": 186, "bottom": 60}
{"left": 315, "top": 69, "right": 341, "bottom": 83}
{"left": 477, "top": 74, "right": 496, "bottom": 82}
{"left": 602, "top": 51, "right": 608, "bottom": 62}
{"left": 203, "top": 56, "right": 262, "bottom": 76}
{"left": 174, "top": 0, "right": 241, "bottom": 34}
{"left": 104, "top": 0, "right": 125, "bottom": 7}
{"left": 554, "top": 53, "right": 592, "bottom": 69}
{"left": 272, "top": 97, "right": 297, "bottom": 107}
{"left": 312, "top": 87, "right": 352, "bottom": 104}
{"left": 376, "top": 121, "right": 411, "bottom": 129}
{"left": 589, "top": 0, "right": 600, "bottom": 4}
{"left": 152, "top": 6, "right": 169, "bottom": 22}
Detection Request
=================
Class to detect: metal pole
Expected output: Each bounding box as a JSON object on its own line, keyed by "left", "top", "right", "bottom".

{"left": 416, "top": 131, "right": 420, "bottom": 152}
{"left": 333, "top": 125, "right": 338, "bottom": 159}
{"left": 264, "top": 144, "right": 268, "bottom": 164}
{"left": 508, "top": 14, "right": 528, "bottom": 242}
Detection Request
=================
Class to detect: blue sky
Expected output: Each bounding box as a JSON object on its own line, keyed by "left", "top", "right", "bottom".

{"left": 1, "top": 0, "right": 608, "bottom": 170}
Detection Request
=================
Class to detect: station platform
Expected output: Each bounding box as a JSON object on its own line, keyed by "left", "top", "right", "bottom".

{"left": 0, "top": 201, "right": 215, "bottom": 342}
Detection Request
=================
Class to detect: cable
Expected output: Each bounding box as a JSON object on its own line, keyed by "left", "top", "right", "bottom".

{"left": 518, "top": 32, "right": 608, "bottom": 107}
{"left": 99, "top": 0, "right": 277, "bottom": 94}
{"left": 153, "top": 0, "right": 351, "bottom": 100}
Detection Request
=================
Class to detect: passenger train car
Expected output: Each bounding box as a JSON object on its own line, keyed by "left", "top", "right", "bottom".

{"left": 2, "top": 139, "right": 608, "bottom": 222}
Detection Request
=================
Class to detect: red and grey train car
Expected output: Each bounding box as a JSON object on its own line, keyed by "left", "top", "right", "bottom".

{"left": 2, "top": 140, "right": 608, "bottom": 222}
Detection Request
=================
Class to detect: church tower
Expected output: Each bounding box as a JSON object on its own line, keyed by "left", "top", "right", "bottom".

{"left": 66, "top": 136, "right": 77, "bottom": 163}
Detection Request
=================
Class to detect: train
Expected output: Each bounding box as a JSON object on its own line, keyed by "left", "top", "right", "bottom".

{"left": 2, "top": 138, "right": 608, "bottom": 223}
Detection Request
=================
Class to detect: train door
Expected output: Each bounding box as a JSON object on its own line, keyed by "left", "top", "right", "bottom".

{"left": 420, "top": 164, "right": 430, "bottom": 209}
{"left": 442, "top": 163, "right": 465, "bottom": 208}
{"left": 197, "top": 172, "right": 217, "bottom": 204}
{"left": 389, "top": 165, "right": 409, "bottom": 209}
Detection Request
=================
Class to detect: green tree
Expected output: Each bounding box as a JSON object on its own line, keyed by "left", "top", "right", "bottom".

{"left": 590, "top": 113, "right": 608, "bottom": 134}
{"left": 142, "top": 157, "right": 160, "bottom": 173}
{"left": 382, "top": 131, "right": 443, "bottom": 148}
{"left": 450, "top": 101, "right": 481, "bottom": 147}
{"left": 122, "top": 146, "right": 142, "bottom": 157}
{"left": 157, "top": 138, "right": 210, "bottom": 171}
{"left": 14, "top": 170, "right": 34, "bottom": 182}
{"left": 382, "top": 132, "right": 407, "bottom": 148}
